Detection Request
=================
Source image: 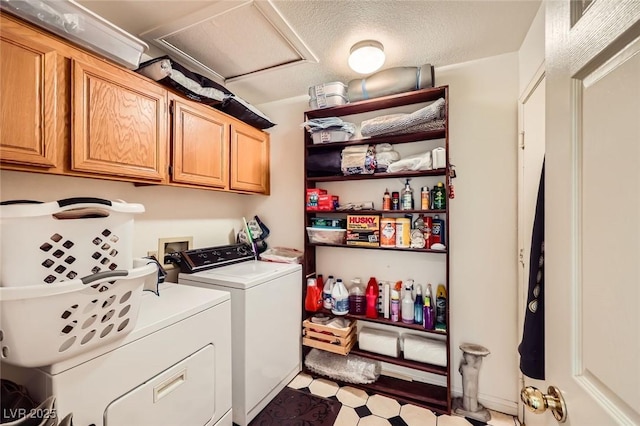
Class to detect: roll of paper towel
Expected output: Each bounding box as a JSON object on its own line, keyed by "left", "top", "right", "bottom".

{"left": 359, "top": 327, "right": 400, "bottom": 357}
{"left": 403, "top": 334, "right": 447, "bottom": 366}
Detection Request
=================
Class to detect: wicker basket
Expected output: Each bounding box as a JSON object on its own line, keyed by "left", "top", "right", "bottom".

{"left": 0, "top": 263, "right": 157, "bottom": 368}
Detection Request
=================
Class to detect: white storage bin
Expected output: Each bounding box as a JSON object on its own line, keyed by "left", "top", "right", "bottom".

{"left": 309, "top": 94, "right": 349, "bottom": 109}
{"left": 311, "top": 130, "right": 353, "bottom": 144}
{"left": 0, "top": 263, "right": 157, "bottom": 367}
{"left": 306, "top": 227, "right": 346, "bottom": 245}
{"left": 308, "top": 82, "right": 348, "bottom": 99}
{"left": 0, "top": 197, "right": 144, "bottom": 287}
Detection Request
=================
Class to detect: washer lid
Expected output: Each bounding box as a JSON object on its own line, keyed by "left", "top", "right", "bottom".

{"left": 181, "top": 260, "right": 301, "bottom": 289}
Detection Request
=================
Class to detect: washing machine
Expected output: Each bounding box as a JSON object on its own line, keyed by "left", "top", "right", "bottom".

{"left": 178, "top": 250, "right": 302, "bottom": 426}
{"left": 1, "top": 283, "right": 233, "bottom": 426}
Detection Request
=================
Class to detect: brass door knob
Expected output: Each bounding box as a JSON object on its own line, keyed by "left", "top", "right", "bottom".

{"left": 521, "top": 385, "right": 567, "bottom": 423}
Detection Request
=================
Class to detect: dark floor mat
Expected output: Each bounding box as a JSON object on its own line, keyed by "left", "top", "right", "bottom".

{"left": 248, "top": 386, "right": 342, "bottom": 426}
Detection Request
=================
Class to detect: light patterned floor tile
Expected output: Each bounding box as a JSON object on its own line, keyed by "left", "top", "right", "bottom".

{"left": 336, "top": 386, "right": 369, "bottom": 408}
{"left": 487, "top": 410, "right": 518, "bottom": 426}
{"left": 436, "top": 414, "right": 474, "bottom": 426}
{"left": 287, "top": 372, "right": 313, "bottom": 389}
{"left": 334, "top": 405, "right": 361, "bottom": 426}
{"left": 308, "top": 377, "right": 340, "bottom": 398}
{"left": 359, "top": 415, "right": 393, "bottom": 425}
{"left": 366, "top": 394, "right": 401, "bottom": 418}
{"left": 399, "top": 404, "right": 438, "bottom": 426}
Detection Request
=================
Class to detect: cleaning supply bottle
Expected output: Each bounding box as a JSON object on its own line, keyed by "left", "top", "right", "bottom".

{"left": 421, "top": 186, "right": 430, "bottom": 210}
{"left": 435, "top": 284, "right": 447, "bottom": 331}
{"left": 401, "top": 280, "right": 415, "bottom": 323}
{"left": 382, "top": 188, "right": 391, "bottom": 211}
{"left": 401, "top": 178, "right": 414, "bottom": 210}
{"left": 390, "top": 289, "right": 400, "bottom": 322}
{"left": 432, "top": 215, "right": 446, "bottom": 246}
{"left": 413, "top": 283, "right": 424, "bottom": 324}
{"left": 423, "top": 284, "right": 435, "bottom": 330}
{"left": 365, "top": 277, "right": 379, "bottom": 318}
{"left": 331, "top": 278, "right": 349, "bottom": 315}
{"left": 322, "top": 275, "right": 335, "bottom": 310}
{"left": 305, "top": 277, "right": 320, "bottom": 312}
{"left": 433, "top": 182, "right": 446, "bottom": 209}
{"left": 349, "top": 278, "right": 366, "bottom": 315}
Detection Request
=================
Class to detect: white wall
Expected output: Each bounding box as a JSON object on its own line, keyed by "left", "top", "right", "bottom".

{"left": 438, "top": 52, "right": 520, "bottom": 413}
{"left": 519, "top": 3, "right": 545, "bottom": 95}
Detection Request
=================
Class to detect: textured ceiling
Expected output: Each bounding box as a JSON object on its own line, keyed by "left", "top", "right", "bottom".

{"left": 76, "top": 0, "right": 541, "bottom": 105}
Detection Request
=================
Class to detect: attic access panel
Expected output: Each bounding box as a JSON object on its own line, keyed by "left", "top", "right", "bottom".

{"left": 141, "top": 0, "right": 317, "bottom": 83}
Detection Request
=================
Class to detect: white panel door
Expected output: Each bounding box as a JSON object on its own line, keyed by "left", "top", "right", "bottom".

{"left": 536, "top": 1, "right": 640, "bottom": 424}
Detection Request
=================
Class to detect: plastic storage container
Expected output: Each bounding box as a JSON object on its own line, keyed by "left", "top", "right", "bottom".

{"left": 306, "top": 227, "right": 346, "bottom": 245}
{"left": 0, "top": 198, "right": 144, "bottom": 287}
{"left": 0, "top": 263, "right": 157, "bottom": 367}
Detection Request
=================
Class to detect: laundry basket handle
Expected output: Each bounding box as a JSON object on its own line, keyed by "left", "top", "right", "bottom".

{"left": 57, "top": 197, "right": 112, "bottom": 208}
{"left": 80, "top": 270, "right": 128, "bottom": 285}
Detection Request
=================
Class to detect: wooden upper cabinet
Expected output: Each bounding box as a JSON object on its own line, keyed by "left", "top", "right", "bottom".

{"left": 0, "top": 18, "right": 63, "bottom": 169}
{"left": 71, "top": 59, "right": 167, "bottom": 182}
{"left": 230, "top": 121, "right": 270, "bottom": 194}
{"left": 170, "top": 97, "right": 229, "bottom": 189}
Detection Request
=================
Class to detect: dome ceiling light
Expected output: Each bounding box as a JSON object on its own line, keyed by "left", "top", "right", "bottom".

{"left": 348, "top": 40, "right": 385, "bottom": 74}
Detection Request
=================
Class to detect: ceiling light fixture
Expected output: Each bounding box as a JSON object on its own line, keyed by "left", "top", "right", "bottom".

{"left": 348, "top": 40, "right": 385, "bottom": 74}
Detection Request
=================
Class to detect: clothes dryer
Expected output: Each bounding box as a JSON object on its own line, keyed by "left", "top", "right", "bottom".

{"left": 179, "top": 260, "right": 302, "bottom": 426}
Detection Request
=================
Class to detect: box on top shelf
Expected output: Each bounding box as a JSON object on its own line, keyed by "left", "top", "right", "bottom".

{"left": 308, "top": 81, "right": 349, "bottom": 109}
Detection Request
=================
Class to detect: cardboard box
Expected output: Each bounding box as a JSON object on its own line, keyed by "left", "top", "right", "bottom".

{"left": 306, "top": 188, "right": 327, "bottom": 210}
{"left": 346, "top": 215, "right": 379, "bottom": 246}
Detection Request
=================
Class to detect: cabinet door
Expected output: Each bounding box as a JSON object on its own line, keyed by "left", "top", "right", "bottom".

{"left": 230, "top": 122, "right": 270, "bottom": 194}
{"left": 71, "top": 59, "right": 167, "bottom": 181}
{"left": 170, "top": 98, "right": 229, "bottom": 189}
{"left": 0, "top": 20, "right": 62, "bottom": 168}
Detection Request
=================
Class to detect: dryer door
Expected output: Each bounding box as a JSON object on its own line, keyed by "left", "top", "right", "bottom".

{"left": 105, "top": 344, "right": 217, "bottom": 425}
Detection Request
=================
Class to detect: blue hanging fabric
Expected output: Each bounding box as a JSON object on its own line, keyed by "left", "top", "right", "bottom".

{"left": 518, "top": 160, "right": 545, "bottom": 379}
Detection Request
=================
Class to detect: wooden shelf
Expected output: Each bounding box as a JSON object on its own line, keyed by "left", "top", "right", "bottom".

{"left": 305, "top": 129, "right": 445, "bottom": 149}
{"left": 305, "top": 209, "right": 447, "bottom": 215}
{"left": 306, "top": 243, "right": 447, "bottom": 254}
{"left": 346, "top": 313, "right": 447, "bottom": 335}
{"left": 303, "top": 366, "right": 450, "bottom": 414}
{"left": 349, "top": 344, "right": 448, "bottom": 376}
{"left": 306, "top": 168, "right": 447, "bottom": 182}
{"left": 304, "top": 87, "right": 447, "bottom": 119}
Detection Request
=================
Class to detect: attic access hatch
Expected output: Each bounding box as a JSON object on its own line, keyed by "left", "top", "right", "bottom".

{"left": 141, "top": 0, "right": 318, "bottom": 84}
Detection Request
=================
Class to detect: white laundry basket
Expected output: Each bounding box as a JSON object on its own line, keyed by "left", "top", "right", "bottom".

{"left": 0, "top": 263, "right": 157, "bottom": 368}
{"left": 0, "top": 197, "right": 144, "bottom": 287}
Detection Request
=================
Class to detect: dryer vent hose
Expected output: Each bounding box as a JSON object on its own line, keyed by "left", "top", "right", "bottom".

{"left": 347, "top": 64, "right": 434, "bottom": 102}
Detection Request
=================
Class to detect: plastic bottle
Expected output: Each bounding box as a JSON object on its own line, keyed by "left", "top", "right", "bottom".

{"left": 349, "top": 278, "right": 366, "bottom": 315}
{"left": 432, "top": 215, "right": 446, "bottom": 246}
{"left": 435, "top": 284, "right": 447, "bottom": 331}
{"left": 433, "top": 182, "right": 446, "bottom": 209}
{"left": 365, "top": 277, "right": 379, "bottom": 319}
{"left": 414, "top": 283, "right": 424, "bottom": 324}
{"left": 331, "top": 279, "right": 349, "bottom": 315}
{"left": 322, "top": 275, "right": 335, "bottom": 310}
{"left": 391, "top": 192, "right": 400, "bottom": 210}
{"left": 401, "top": 178, "right": 414, "bottom": 210}
{"left": 423, "top": 284, "right": 435, "bottom": 330}
{"left": 305, "top": 278, "right": 320, "bottom": 312}
{"left": 390, "top": 289, "right": 400, "bottom": 322}
{"left": 421, "top": 186, "right": 430, "bottom": 210}
{"left": 382, "top": 188, "right": 391, "bottom": 211}
{"left": 401, "top": 281, "right": 415, "bottom": 324}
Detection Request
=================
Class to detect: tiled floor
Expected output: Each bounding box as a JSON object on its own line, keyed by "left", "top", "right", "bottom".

{"left": 287, "top": 372, "right": 520, "bottom": 426}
